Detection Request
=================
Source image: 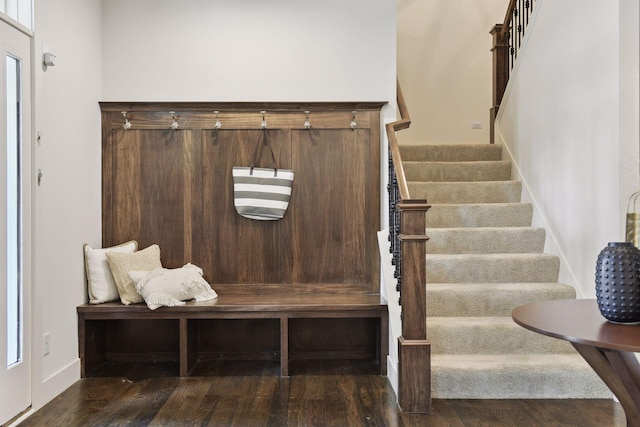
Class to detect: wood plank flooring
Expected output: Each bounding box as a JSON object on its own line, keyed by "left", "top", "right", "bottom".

{"left": 16, "top": 361, "right": 626, "bottom": 427}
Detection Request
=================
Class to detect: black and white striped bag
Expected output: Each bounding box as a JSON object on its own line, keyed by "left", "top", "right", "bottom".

{"left": 232, "top": 130, "right": 294, "bottom": 221}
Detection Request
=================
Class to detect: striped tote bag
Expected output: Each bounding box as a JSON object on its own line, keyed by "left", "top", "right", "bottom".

{"left": 232, "top": 130, "right": 294, "bottom": 220}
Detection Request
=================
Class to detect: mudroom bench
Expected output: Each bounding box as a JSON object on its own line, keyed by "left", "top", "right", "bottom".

{"left": 77, "top": 292, "right": 388, "bottom": 378}
{"left": 88, "top": 102, "right": 388, "bottom": 380}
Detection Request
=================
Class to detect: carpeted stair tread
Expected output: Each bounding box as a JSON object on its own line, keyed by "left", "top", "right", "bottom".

{"left": 425, "top": 203, "right": 533, "bottom": 228}
{"left": 404, "top": 160, "right": 511, "bottom": 182}
{"left": 427, "top": 316, "right": 575, "bottom": 354}
{"left": 426, "top": 227, "right": 545, "bottom": 254}
{"left": 426, "top": 253, "right": 560, "bottom": 283}
{"left": 426, "top": 283, "right": 576, "bottom": 316}
{"left": 431, "top": 354, "right": 612, "bottom": 399}
{"left": 409, "top": 181, "right": 522, "bottom": 204}
{"left": 399, "top": 144, "right": 503, "bottom": 162}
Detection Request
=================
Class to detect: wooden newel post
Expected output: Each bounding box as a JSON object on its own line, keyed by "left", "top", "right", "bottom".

{"left": 397, "top": 199, "right": 431, "bottom": 413}
{"left": 490, "top": 23, "right": 510, "bottom": 144}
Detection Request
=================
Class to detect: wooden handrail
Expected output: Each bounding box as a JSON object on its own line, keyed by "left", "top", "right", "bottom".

{"left": 386, "top": 80, "right": 411, "bottom": 200}
{"left": 395, "top": 79, "right": 411, "bottom": 130}
{"left": 501, "top": 0, "right": 518, "bottom": 35}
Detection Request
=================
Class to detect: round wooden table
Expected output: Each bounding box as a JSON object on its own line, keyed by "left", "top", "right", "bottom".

{"left": 513, "top": 299, "right": 640, "bottom": 427}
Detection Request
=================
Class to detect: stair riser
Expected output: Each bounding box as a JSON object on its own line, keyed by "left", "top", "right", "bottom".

{"left": 428, "top": 322, "right": 574, "bottom": 354}
{"left": 409, "top": 181, "right": 522, "bottom": 204}
{"left": 426, "top": 283, "right": 576, "bottom": 317}
{"left": 399, "top": 144, "right": 503, "bottom": 162}
{"left": 426, "top": 228, "right": 545, "bottom": 254}
{"left": 431, "top": 361, "right": 612, "bottom": 399}
{"left": 404, "top": 161, "right": 511, "bottom": 182}
{"left": 425, "top": 204, "right": 533, "bottom": 228}
{"left": 426, "top": 255, "right": 560, "bottom": 283}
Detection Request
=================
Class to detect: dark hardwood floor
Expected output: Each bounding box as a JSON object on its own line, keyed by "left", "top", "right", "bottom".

{"left": 16, "top": 361, "right": 625, "bottom": 427}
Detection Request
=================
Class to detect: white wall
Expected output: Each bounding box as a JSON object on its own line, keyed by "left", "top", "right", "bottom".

{"left": 496, "top": 0, "right": 639, "bottom": 298}
{"left": 31, "top": 0, "right": 103, "bottom": 409}
{"left": 102, "top": 0, "right": 395, "bottom": 104}
{"left": 397, "top": 0, "right": 507, "bottom": 144}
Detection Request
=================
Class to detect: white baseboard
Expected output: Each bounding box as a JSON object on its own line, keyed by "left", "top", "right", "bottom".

{"left": 34, "top": 358, "right": 81, "bottom": 411}
{"left": 387, "top": 355, "right": 398, "bottom": 397}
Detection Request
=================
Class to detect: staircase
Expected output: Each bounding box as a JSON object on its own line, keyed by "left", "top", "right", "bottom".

{"left": 398, "top": 143, "right": 612, "bottom": 399}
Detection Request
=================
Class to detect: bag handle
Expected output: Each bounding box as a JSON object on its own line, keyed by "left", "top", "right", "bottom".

{"left": 250, "top": 129, "right": 279, "bottom": 176}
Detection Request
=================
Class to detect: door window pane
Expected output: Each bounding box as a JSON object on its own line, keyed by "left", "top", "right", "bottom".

{"left": 0, "top": 0, "right": 32, "bottom": 30}
{"left": 6, "top": 55, "right": 21, "bottom": 367}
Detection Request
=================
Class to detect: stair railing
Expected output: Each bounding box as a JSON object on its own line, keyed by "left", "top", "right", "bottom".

{"left": 385, "top": 79, "right": 431, "bottom": 413}
{"left": 490, "top": 0, "right": 536, "bottom": 143}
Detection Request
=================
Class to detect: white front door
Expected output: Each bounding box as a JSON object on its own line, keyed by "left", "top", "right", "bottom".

{"left": 0, "top": 17, "right": 32, "bottom": 425}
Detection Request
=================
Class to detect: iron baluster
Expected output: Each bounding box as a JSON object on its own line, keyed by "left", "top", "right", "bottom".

{"left": 387, "top": 147, "right": 402, "bottom": 305}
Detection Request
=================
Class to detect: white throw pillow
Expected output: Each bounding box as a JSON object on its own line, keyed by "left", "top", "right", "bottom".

{"left": 129, "top": 263, "right": 218, "bottom": 310}
{"left": 84, "top": 241, "right": 138, "bottom": 304}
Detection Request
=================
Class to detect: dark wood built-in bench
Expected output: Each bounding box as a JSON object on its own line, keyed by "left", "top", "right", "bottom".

{"left": 78, "top": 293, "right": 388, "bottom": 378}
{"left": 87, "top": 103, "right": 387, "bottom": 380}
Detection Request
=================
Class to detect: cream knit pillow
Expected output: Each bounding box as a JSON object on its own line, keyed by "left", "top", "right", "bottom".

{"left": 106, "top": 244, "right": 162, "bottom": 305}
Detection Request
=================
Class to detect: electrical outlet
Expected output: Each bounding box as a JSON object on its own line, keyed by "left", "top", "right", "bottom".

{"left": 472, "top": 122, "right": 482, "bottom": 130}
{"left": 43, "top": 332, "right": 50, "bottom": 356}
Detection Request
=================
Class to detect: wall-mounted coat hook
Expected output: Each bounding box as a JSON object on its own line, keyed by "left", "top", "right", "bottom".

{"left": 170, "top": 111, "right": 179, "bottom": 130}
{"left": 304, "top": 111, "right": 311, "bottom": 129}
{"left": 261, "top": 111, "right": 268, "bottom": 129}
{"left": 214, "top": 111, "right": 222, "bottom": 129}
{"left": 350, "top": 111, "right": 358, "bottom": 130}
{"left": 121, "top": 111, "right": 132, "bottom": 130}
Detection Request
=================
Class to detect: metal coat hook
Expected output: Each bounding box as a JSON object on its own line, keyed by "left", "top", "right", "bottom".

{"left": 350, "top": 111, "right": 358, "bottom": 130}
{"left": 261, "top": 111, "right": 268, "bottom": 129}
{"left": 214, "top": 111, "right": 222, "bottom": 129}
{"left": 121, "top": 111, "right": 132, "bottom": 130}
{"left": 170, "top": 111, "right": 179, "bottom": 130}
{"left": 304, "top": 111, "right": 311, "bottom": 129}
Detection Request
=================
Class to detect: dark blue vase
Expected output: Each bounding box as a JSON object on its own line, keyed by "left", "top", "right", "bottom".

{"left": 595, "top": 242, "right": 640, "bottom": 323}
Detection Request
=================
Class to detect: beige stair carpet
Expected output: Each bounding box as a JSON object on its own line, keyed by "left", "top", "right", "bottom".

{"left": 399, "top": 143, "right": 611, "bottom": 399}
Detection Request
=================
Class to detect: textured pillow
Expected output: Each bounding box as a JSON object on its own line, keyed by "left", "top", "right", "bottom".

{"left": 106, "top": 244, "right": 162, "bottom": 305}
{"left": 129, "top": 263, "right": 218, "bottom": 310}
{"left": 84, "top": 241, "right": 138, "bottom": 304}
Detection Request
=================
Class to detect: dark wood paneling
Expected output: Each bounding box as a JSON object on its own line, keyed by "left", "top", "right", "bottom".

{"left": 289, "top": 318, "right": 377, "bottom": 358}
{"left": 196, "top": 129, "right": 293, "bottom": 284}
{"left": 102, "top": 103, "right": 382, "bottom": 290}
{"left": 80, "top": 320, "right": 106, "bottom": 377}
{"left": 292, "top": 129, "right": 369, "bottom": 284}
{"left": 195, "top": 319, "right": 280, "bottom": 358}
{"left": 107, "top": 130, "right": 193, "bottom": 269}
{"left": 107, "top": 129, "right": 141, "bottom": 247}
{"left": 105, "top": 319, "right": 179, "bottom": 356}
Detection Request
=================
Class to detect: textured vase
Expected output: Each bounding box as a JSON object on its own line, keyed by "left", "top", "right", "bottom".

{"left": 595, "top": 242, "right": 640, "bottom": 323}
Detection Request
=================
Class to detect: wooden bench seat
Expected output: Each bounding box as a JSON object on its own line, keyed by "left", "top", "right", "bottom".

{"left": 77, "top": 293, "right": 388, "bottom": 378}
